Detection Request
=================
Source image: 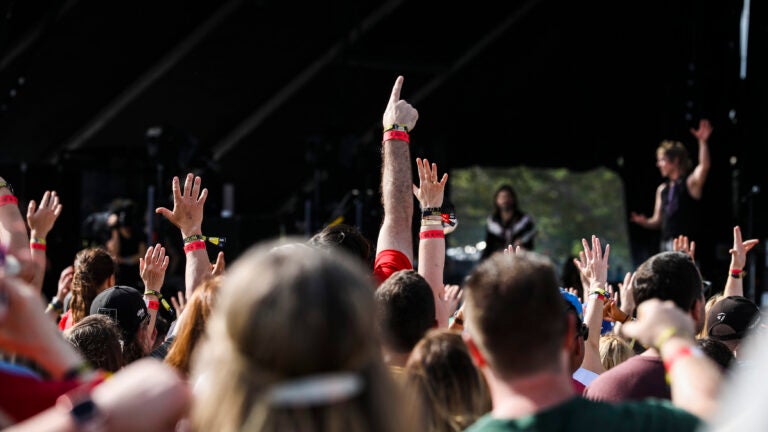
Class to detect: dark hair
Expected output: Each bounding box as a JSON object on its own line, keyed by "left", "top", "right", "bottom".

{"left": 375, "top": 270, "right": 436, "bottom": 353}
{"left": 633, "top": 251, "right": 702, "bottom": 311}
{"left": 492, "top": 184, "right": 521, "bottom": 219}
{"left": 63, "top": 314, "right": 124, "bottom": 372}
{"left": 122, "top": 316, "right": 150, "bottom": 365}
{"left": 464, "top": 250, "right": 567, "bottom": 378}
{"left": 308, "top": 223, "right": 372, "bottom": 267}
{"left": 69, "top": 247, "right": 116, "bottom": 324}
{"left": 696, "top": 337, "right": 734, "bottom": 371}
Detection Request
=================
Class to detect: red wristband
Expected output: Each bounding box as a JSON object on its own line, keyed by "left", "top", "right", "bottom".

{"left": 0, "top": 195, "right": 18, "bottom": 206}
{"left": 30, "top": 242, "right": 47, "bottom": 251}
{"left": 183, "top": 240, "right": 206, "bottom": 253}
{"left": 383, "top": 130, "right": 410, "bottom": 144}
{"left": 419, "top": 229, "right": 445, "bottom": 240}
{"left": 147, "top": 300, "right": 160, "bottom": 311}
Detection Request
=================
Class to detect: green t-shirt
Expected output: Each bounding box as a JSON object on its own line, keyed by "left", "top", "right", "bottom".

{"left": 465, "top": 397, "right": 702, "bottom": 432}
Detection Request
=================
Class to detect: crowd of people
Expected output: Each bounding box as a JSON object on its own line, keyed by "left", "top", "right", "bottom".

{"left": 0, "top": 75, "right": 766, "bottom": 432}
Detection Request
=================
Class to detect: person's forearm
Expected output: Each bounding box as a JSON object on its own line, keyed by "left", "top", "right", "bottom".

{"left": 723, "top": 268, "right": 744, "bottom": 298}
{"left": 582, "top": 283, "right": 606, "bottom": 374}
{"left": 418, "top": 227, "right": 448, "bottom": 327}
{"left": 698, "top": 140, "right": 710, "bottom": 173}
{"left": 182, "top": 239, "right": 210, "bottom": 299}
{"left": 28, "top": 232, "right": 48, "bottom": 293}
{"left": 0, "top": 205, "right": 31, "bottom": 261}
{"left": 663, "top": 337, "right": 721, "bottom": 420}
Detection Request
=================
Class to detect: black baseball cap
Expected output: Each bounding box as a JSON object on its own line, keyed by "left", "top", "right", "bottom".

{"left": 707, "top": 296, "right": 761, "bottom": 341}
{"left": 90, "top": 285, "right": 148, "bottom": 341}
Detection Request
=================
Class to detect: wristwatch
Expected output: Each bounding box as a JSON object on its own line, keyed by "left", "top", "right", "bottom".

{"left": 0, "top": 181, "right": 13, "bottom": 195}
{"left": 57, "top": 389, "right": 107, "bottom": 431}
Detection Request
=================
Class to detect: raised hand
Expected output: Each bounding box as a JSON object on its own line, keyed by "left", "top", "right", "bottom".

{"left": 210, "top": 251, "right": 225, "bottom": 276}
{"left": 413, "top": 157, "right": 448, "bottom": 210}
{"left": 26, "top": 190, "right": 62, "bottom": 239}
{"left": 618, "top": 271, "right": 635, "bottom": 315}
{"left": 382, "top": 75, "right": 418, "bottom": 132}
{"left": 503, "top": 244, "right": 522, "bottom": 255}
{"left": 575, "top": 235, "right": 610, "bottom": 289}
{"left": 729, "top": 225, "right": 758, "bottom": 271}
{"left": 170, "top": 290, "right": 187, "bottom": 318}
{"left": 442, "top": 284, "right": 463, "bottom": 319}
{"left": 155, "top": 173, "right": 207, "bottom": 237}
{"left": 140, "top": 243, "right": 169, "bottom": 292}
{"left": 690, "top": 119, "right": 713, "bottom": 143}
{"left": 672, "top": 234, "right": 695, "bottom": 261}
{"left": 56, "top": 265, "right": 74, "bottom": 303}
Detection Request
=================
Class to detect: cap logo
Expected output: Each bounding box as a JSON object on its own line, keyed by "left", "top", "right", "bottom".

{"left": 97, "top": 307, "right": 118, "bottom": 321}
{"left": 716, "top": 312, "right": 726, "bottom": 322}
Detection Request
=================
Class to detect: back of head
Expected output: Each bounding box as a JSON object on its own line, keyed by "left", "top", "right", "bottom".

{"left": 404, "top": 328, "right": 491, "bottom": 432}
{"left": 307, "top": 223, "right": 372, "bottom": 267}
{"left": 696, "top": 337, "right": 735, "bottom": 371}
{"left": 191, "top": 237, "right": 408, "bottom": 432}
{"left": 633, "top": 251, "right": 702, "bottom": 312}
{"left": 63, "top": 313, "right": 124, "bottom": 372}
{"left": 464, "top": 250, "right": 567, "bottom": 378}
{"left": 90, "top": 285, "right": 149, "bottom": 364}
{"left": 375, "top": 269, "right": 436, "bottom": 354}
{"left": 165, "top": 276, "right": 222, "bottom": 375}
{"left": 70, "top": 247, "right": 116, "bottom": 323}
{"left": 706, "top": 296, "right": 761, "bottom": 343}
{"left": 599, "top": 333, "right": 634, "bottom": 371}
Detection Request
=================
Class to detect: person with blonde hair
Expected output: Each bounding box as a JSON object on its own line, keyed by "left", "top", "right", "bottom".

{"left": 190, "top": 238, "right": 413, "bottom": 432}
{"left": 404, "top": 328, "right": 491, "bottom": 432}
{"left": 599, "top": 333, "right": 634, "bottom": 371}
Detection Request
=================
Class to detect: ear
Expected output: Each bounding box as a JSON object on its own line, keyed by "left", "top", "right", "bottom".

{"left": 463, "top": 332, "right": 487, "bottom": 369}
{"left": 690, "top": 295, "right": 704, "bottom": 327}
{"left": 563, "top": 313, "right": 578, "bottom": 350}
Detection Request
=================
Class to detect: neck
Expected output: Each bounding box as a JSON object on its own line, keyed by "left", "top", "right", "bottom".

{"left": 667, "top": 171, "right": 681, "bottom": 182}
{"left": 486, "top": 368, "right": 575, "bottom": 419}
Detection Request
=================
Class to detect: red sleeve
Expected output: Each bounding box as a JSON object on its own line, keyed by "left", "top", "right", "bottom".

{"left": 372, "top": 249, "right": 413, "bottom": 285}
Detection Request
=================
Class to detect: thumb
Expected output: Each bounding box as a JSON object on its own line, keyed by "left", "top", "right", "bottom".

{"left": 412, "top": 184, "right": 419, "bottom": 197}
{"left": 155, "top": 207, "right": 171, "bottom": 219}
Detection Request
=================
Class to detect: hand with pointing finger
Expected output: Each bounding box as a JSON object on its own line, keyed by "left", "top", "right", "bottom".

{"left": 382, "top": 75, "right": 418, "bottom": 133}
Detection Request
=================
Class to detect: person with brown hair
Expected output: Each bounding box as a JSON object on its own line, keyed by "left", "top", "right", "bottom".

{"left": 404, "top": 328, "right": 491, "bottom": 432}
{"left": 461, "top": 249, "right": 721, "bottom": 431}
{"left": 63, "top": 314, "right": 124, "bottom": 373}
{"left": 164, "top": 275, "right": 221, "bottom": 376}
{"left": 630, "top": 119, "right": 712, "bottom": 252}
{"left": 190, "top": 238, "right": 414, "bottom": 432}
{"left": 57, "top": 247, "right": 116, "bottom": 331}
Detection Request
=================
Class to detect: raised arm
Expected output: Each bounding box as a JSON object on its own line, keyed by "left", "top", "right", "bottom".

{"left": 629, "top": 183, "right": 664, "bottom": 230}
{"left": 724, "top": 225, "right": 759, "bottom": 298}
{"left": 621, "top": 298, "right": 722, "bottom": 420}
{"left": 375, "top": 76, "right": 418, "bottom": 265}
{"left": 0, "top": 178, "right": 33, "bottom": 277}
{"left": 26, "top": 190, "right": 63, "bottom": 292}
{"left": 413, "top": 157, "right": 450, "bottom": 327}
{"left": 140, "top": 243, "right": 170, "bottom": 341}
{"left": 155, "top": 173, "right": 209, "bottom": 299}
{"left": 687, "top": 118, "right": 712, "bottom": 199}
{"left": 574, "top": 235, "right": 609, "bottom": 375}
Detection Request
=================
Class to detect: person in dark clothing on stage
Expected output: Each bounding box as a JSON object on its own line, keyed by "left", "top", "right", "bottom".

{"left": 480, "top": 184, "right": 536, "bottom": 260}
{"left": 630, "top": 119, "right": 712, "bottom": 252}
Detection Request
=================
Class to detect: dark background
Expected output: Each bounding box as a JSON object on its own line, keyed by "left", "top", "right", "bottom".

{"left": 1, "top": 0, "right": 766, "bottom": 301}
